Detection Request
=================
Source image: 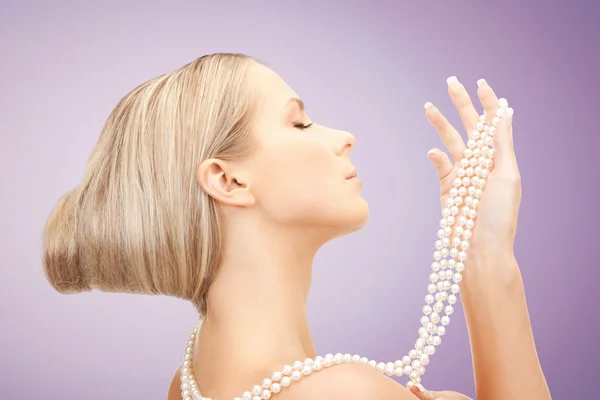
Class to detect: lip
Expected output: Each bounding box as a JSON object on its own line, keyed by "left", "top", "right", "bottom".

{"left": 345, "top": 168, "right": 358, "bottom": 180}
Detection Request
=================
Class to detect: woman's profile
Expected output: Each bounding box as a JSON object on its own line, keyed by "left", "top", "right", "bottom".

{"left": 42, "top": 53, "right": 551, "bottom": 399}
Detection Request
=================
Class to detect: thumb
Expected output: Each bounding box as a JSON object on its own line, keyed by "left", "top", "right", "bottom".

{"left": 491, "top": 109, "right": 515, "bottom": 170}
{"left": 427, "top": 148, "right": 453, "bottom": 181}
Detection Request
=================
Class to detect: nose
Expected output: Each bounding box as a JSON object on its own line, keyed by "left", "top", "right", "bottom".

{"left": 338, "top": 130, "right": 356, "bottom": 157}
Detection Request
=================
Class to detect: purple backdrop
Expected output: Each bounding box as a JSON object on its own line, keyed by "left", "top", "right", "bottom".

{"left": 1, "top": 1, "right": 597, "bottom": 398}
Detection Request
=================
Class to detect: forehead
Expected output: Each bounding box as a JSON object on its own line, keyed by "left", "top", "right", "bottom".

{"left": 250, "top": 64, "right": 300, "bottom": 116}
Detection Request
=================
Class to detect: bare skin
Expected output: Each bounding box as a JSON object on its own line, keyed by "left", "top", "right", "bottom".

{"left": 167, "top": 67, "right": 550, "bottom": 399}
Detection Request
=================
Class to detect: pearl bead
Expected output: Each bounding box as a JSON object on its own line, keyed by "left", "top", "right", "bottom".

{"left": 281, "top": 377, "right": 291, "bottom": 387}
{"left": 270, "top": 383, "right": 281, "bottom": 393}
{"left": 271, "top": 371, "right": 282, "bottom": 382}
{"left": 291, "top": 371, "right": 302, "bottom": 381}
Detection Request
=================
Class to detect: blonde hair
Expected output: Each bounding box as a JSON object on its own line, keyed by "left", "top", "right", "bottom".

{"left": 42, "top": 53, "right": 258, "bottom": 316}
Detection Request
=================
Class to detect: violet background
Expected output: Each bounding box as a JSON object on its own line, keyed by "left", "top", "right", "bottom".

{"left": 1, "top": 0, "right": 598, "bottom": 398}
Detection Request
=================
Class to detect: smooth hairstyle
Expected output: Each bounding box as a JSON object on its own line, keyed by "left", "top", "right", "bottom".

{"left": 42, "top": 53, "right": 258, "bottom": 316}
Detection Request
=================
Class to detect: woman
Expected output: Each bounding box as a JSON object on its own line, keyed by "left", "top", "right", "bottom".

{"left": 42, "top": 53, "right": 550, "bottom": 399}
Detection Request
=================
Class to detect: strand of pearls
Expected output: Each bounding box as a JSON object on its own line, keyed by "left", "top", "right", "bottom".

{"left": 180, "top": 99, "right": 513, "bottom": 400}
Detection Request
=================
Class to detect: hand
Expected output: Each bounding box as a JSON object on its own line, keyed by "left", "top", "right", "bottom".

{"left": 424, "top": 77, "right": 520, "bottom": 258}
{"left": 410, "top": 384, "right": 472, "bottom": 400}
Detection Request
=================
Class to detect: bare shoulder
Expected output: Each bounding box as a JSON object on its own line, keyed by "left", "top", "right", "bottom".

{"left": 278, "top": 363, "right": 417, "bottom": 400}
{"left": 167, "top": 368, "right": 181, "bottom": 400}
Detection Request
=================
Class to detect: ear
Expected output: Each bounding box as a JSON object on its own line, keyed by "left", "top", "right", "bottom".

{"left": 196, "top": 158, "right": 255, "bottom": 207}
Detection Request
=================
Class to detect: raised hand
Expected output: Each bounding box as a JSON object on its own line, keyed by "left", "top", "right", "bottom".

{"left": 424, "top": 77, "right": 519, "bottom": 261}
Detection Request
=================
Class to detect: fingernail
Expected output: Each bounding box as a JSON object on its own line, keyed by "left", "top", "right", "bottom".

{"left": 424, "top": 102, "right": 434, "bottom": 109}
{"left": 427, "top": 148, "right": 437, "bottom": 157}
{"left": 477, "top": 78, "right": 487, "bottom": 88}
{"left": 446, "top": 76, "right": 458, "bottom": 86}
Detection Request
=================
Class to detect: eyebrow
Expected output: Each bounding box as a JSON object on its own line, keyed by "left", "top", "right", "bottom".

{"left": 286, "top": 97, "right": 305, "bottom": 112}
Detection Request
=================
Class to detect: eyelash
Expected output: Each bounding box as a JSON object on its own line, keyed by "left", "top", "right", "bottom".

{"left": 294, "top": 122, "right": 314, "bottom": 130}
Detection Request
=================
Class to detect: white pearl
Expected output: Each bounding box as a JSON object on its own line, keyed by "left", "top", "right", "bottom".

{"left": 252, "top": 385, "right": 262, "bottom": 395}
{"left": 360, "top": 357, "right": 369, "bottom": 364}
{"left": 445, "top": 305, "right": 455, "bottom": 315}
{"left": 272, "top": 371, "right": 282, "bottom": 382}
{"left": 302, "top": 365, "right": 312, "bottom": 375}
{"left": 312, "top": 360, "right": 322, "bottom": 370}
{"left": 262, "top": 378, "right": 272, "bottom": 388}
{"left": 427, "top": 322, "right": 437, "bottom": 334}
{"left": 260, "top": 389, "right": 271, "bottom": 399}
{"left": 292, "top": 360, "right": 303, "bottom": 370}
{"left": 409, "top": 349, "right": 418, "bottom": 359}
{"left": 423, "top": 305, "right": 432, "bottom": 315}
{"left": 291, "top": 370, "right": 302, "bottom": 381}
{"left": 282, "top": 365, "right": 292, "bottom": 375}
{"left": 376, "top": 362, "right": 385, "bottom": 372}
{"left": 448, "top": 294, "right": 457, "bottom": 304}
{"left": 437, "top": 326, "right": 446, "bottom": 336}
{"left": 394, "top": 367, "right": 404, "bottom": 376}
{"left": 281, "top": 377, "right": 291, "bottom": 387}
{"left": 368, "top": 360, "right": 377, "bottom": 368}
{"left": 271, "top": 383, "right": 281, "bottom": 393}
{"left": 415, "top": 338, "right": 425, "bottom": 350}
{"left": 441, "top": 316, "right": 451, "bottom": 326}
{"left": 243, "top": 392, "right": 252, "bottom": 400}
{"left": 425, "top": 294, "right": 434, "bottom": 304}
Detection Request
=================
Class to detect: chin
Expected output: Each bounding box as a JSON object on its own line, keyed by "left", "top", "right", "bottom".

{"left": 338, "top": 196, "right": 370, "bottom": 236}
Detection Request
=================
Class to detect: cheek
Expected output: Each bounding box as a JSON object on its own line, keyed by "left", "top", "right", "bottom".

{"left": 253, "top": 142, "right": 342, "bottom": 221}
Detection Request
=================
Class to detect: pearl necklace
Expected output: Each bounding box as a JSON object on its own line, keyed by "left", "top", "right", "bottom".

{"left": 179, "top": 99, "right": 513, "bottom": 400}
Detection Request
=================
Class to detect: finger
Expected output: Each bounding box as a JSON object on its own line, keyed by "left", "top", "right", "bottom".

{"left": 410, "top": 385, "right": 435, "bottom": 400}
{"left": 446, "top": 76, "right": 481, "bottom": 139}
{"left": 424, "top": 102, "right": 466, "bottom": 163}
{"left": 491, "top": 111, "right": 516, "bottom": 173}
{"left": 427, "top": 148, "right": 453, "bottom": 182}
{"left": 476, "top": 78, "right": 500, "bottom": 125}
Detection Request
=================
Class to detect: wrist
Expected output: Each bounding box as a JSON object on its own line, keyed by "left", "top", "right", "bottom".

{"left": 461, "top": 249, "right": 522, "bottom": 296}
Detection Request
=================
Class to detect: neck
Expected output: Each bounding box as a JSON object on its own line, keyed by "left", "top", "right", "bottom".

{"left": 193, "top": 213, "right": 325, "bottom": 397}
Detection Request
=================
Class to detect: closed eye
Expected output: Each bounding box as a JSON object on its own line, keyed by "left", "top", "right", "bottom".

{"left": 294, "top": 122, "right": 314, "bottom": 130}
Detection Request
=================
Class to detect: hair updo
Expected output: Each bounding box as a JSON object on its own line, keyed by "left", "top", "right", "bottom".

{"left": 42, "top": 53, "right": 258, "bottom": 316}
